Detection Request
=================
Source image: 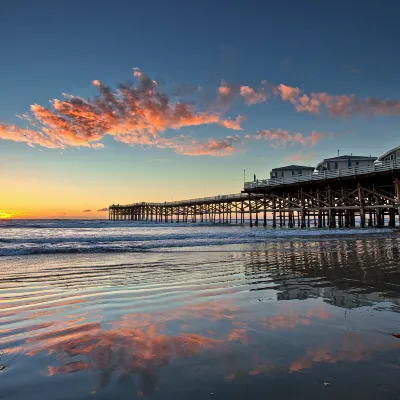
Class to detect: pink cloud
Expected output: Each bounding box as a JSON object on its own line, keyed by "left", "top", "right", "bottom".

{"left": 278, "top": 84, "right": 300, "bottom": 101}
{"left": 239, "top": 86, "right": 266, "bottom": 105}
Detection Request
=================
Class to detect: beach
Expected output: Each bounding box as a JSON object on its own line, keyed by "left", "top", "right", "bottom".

{"left": 1, "top": 221, "right": 400, "bottom": 399}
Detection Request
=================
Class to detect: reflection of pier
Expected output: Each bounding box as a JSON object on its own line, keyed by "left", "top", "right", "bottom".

{"left": 110, "top": 160, "right": 400, "bottom": 228}
{"left": 243, "top": 237, "right": 400, "bottom": 308}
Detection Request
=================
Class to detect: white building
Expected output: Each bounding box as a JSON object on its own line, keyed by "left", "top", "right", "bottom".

{"left": 270, "top": 165, "right": 315, "bottom": 179}
{"left": 316, "top": 155, "right": 377, "bottom": 171}
{"left": 378, "top": 145, "right": 400, "bottom": 162}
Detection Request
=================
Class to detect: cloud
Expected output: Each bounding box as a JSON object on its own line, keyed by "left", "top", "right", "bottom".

{"left": 82, "top": 209, "right": 92, "bottom": 212}
{"left": 285, "top": 152, "right": 318, "bottom": 163}
{"left": 277, "top": 85, "right": 320, "bottom": 114}
{"left": 239, "top": 86, "right": 266, "bottom": 105}
{"left": 344, "top": 65, "right": 361, "bottom": 74}
{"left": 217, "top": 81, "right": 238, "bottom": 109}
{"left": 0, "top": 69, "right": 244, "bottom": 151}
{"left": 219, "top": 115, "right": 245, "bottom": 130}
{"left": 276, "top": 83, "right": 400, "bottom": 117}
{"left": 166, "top": 135, "right": 243, "bottom": 157}
{"left": 253, "top": 129, "right": 323, "bottom": 149}
{"left": 97, "top": 208, "right": 108, "bottom": 212}
{"left": 217, "top": 82, "right": 268, "bottom": 107}
{"left": 219, "top": 77, "right": 400, "bottom": 118}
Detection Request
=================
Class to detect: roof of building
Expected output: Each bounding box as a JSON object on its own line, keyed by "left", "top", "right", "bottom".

{"left": 321, "top": 155, "right": 377, "bottom": 161}
{"left": 271, "top": 164, "right": 315, "bottom": 171}
{"left": 378, "top": 145, "right": 400, "bottom": 161}
{"left": 316, "top": 155, "right": 377, "bottom": 169}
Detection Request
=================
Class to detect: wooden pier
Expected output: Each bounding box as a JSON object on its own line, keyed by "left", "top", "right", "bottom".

{"left": 109, "top": 160, "right": 400, "bottom": 228}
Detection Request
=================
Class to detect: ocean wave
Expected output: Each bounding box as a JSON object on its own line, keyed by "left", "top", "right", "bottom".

{"left": 0, "top": 222, "right": 395, "bottom": 256}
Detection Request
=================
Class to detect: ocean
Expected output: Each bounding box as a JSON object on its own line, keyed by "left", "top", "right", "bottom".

{"left": 0, "top": 220, "right": 400, "bottom": 399}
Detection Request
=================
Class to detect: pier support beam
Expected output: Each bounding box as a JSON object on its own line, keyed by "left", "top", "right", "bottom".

{"left": 396, "top": 179, "right": 400, "bottom": 223}
{"left": 248, "top": 195, "right": 253, "bottom": 227}
{"left": 358, "top": 184, "right": 365, "bottom": 228}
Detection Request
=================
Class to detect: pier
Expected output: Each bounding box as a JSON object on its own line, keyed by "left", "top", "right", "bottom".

{"left": 109, "top": 160, "right": 400, "bottom": 228}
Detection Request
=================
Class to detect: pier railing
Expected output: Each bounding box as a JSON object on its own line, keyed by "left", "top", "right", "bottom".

{"left": 244, "top": 160, "right": 400, "bottom": 190}
{"left": 111, "top": 193, "right": 249, "bottom": 208}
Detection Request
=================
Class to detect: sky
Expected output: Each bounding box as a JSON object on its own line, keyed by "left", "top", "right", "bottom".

{"left": 1, "top": 0, "right": 400, "bottom": 218}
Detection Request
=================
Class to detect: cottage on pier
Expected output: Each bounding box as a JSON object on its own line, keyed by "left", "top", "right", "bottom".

{"left": 316, "top": 155, "right": 377, "bottom": 171}
{"left": 270, "top": 165, "right": 315, "bottom": 179}
{"left": 378, "top": 145, "right": 400, "bottom": 162}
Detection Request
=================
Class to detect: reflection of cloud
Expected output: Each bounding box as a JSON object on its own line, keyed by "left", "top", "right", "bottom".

{"left": 47, "top": 324, "right": 223, "bottom": 396}
{"left": 261, "top": 307, "right": 330, "bottom": 330}
{"left": 289, "top": 333, "right": 400, "bottom": 373}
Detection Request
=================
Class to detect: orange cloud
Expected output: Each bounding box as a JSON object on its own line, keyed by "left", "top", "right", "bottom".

{"left": 220, "top": 115, "right": 245, "bottom": 130}
{"left": 0, "top": 69, "right": 244, "bottom": 152}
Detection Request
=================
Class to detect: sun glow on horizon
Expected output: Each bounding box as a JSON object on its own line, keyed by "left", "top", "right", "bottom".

{"left": 0, "top": 210, "right": 18, "bottom": 219}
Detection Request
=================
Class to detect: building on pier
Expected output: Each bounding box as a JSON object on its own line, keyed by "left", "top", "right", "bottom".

{"left": 316, "top": 155, "right": 377, "bottom": 171}
{"left": 270, "top": 165, "right": 315, "bottom": 179}
{"left": 379, "top": 145, "right": 400, "bottom": 162}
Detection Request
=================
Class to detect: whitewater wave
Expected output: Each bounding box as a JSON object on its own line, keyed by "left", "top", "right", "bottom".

{"left": 0, "top": 219, "right": 395, "bottom": 256}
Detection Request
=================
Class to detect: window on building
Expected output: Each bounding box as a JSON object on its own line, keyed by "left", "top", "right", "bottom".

{"left": 334, "top": 162, "right": 338, "bottom": 169}
{"left": 299, "top": 169, "right": 302, "bottom": 175}
{"left": 327, "top": 162, "right": 330, "bottom": 170}
{"left": 281, "top": 171, "right": 284, "bottom": 178}
{"left": 391, "top": 154, "right": 394, "bottom": 160}
{"left": 292, "top": 171, "right": 295, "bottom": 176}
{"left": 356, "top": 161, "right": 359, "bottom": 166}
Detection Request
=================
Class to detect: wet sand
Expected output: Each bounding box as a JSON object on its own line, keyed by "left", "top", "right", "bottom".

{"left": 0, "top": 228, "right": 400, "bottom": 399}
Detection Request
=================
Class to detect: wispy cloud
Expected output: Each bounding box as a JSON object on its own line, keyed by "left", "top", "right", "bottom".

{"left": 173, "top": 135, "right": 243, "bottom": 156}
{"left": 0, "top": 68, "right": 244, "bottom": 152}
{"left": 82, "top": 209, "right": 92, "bottom": 213}
{"left": 97, "top": 208, "right": 108, "bottom": 212}
{"left": 344, "top": 65, "right": 361, "bottom": 74}
{"left": 253, "top": 129, "right": 323, "bottom": 149}
{"left": 285, "top": 152, "right": 318, "bottom": 163}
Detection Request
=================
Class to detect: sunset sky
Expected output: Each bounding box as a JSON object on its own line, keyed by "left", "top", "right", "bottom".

{"left": 1, "top": 0, "right": 399, "bottom": 218}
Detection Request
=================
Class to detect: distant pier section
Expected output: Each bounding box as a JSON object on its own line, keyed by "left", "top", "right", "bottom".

{"left": 110, "top": 151, "right": 400, "bottom": 228}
